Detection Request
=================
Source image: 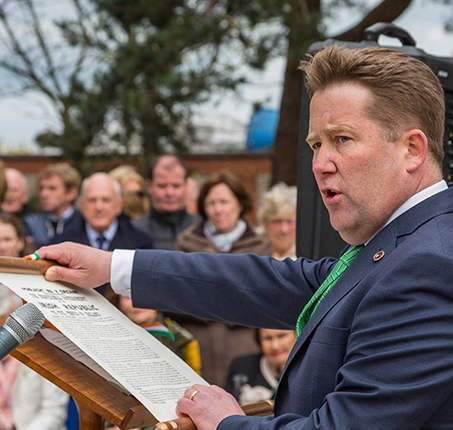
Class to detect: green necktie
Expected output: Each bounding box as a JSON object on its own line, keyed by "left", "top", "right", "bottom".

{"left": 296, "top": 245, "right": 364, "bottom": 337}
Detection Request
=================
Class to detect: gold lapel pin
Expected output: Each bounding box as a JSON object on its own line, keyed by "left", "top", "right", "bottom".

{"left": 373, "top": 250, "right": 385, "bottom": 262}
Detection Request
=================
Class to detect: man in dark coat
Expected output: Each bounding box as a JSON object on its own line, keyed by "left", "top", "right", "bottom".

{"left": 53, "top": 172, "right": 153, "bottom": 294}
{"left": 133, "top": 155, "right": 198, "bottom": 250}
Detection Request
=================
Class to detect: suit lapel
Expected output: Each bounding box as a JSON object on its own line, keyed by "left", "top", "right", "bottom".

{"left": 277, "top": 222, "right": 399, "bottom": 400}
{"left": 304, "top": 221, "right": 399, "bottom": 339}
{"left": 108, "top": 220, "right": 122, "bottom": 251}
{"left": 81, "top": 221, "right": 91, "bottom": 247}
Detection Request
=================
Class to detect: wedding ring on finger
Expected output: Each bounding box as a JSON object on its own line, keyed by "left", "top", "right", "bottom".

{"left": 189, "top": 390, "right": 200, "bottom": 401}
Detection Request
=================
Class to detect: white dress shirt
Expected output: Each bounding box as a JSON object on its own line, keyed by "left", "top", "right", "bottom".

{"left": 110, "top": 180, "right": 448, "bottom": 298}
{"left": 86, "top": 219, "right": 119, "bottom": 250}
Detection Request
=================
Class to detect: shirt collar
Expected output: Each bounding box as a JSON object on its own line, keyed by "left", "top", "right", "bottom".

{"left": 86, "top": 219, "right": 119, "bottom": 248}
{"left": 387, "top": 180, "right": 448, "bottom": 226}
{"left": 47, "top": 205, "right": 75, "bottom": 222}
{"left": 365, "top": 180, "right": 447, "bottom": 245}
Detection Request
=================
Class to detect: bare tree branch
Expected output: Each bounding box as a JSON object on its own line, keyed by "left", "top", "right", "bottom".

{"left": 23, "top": 0, "right": 63, "bottom": 95}
{"left": 0, "top": 83, "right": 35, "bottom": 97}
{"left": 0, "top": 60, "right": 58, "bottom": 102}
{"left": 297, "top": 0, "right": 312, "bottom": 25}
{"left": 0, "top": 2, "right": 39, "bottom": 79}
{"left": 67, "top": 0, "right": 91, "bottom": 95}
{"left": 334, "top": 0, "right": 412, "bottom": 41}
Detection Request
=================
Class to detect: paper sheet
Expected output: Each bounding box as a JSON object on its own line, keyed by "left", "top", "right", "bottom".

{"left": 0, "top": 273, "right": 207, "bottom": 421}
{"left": 39, "top": 327, "right": 130, "bottom": 393}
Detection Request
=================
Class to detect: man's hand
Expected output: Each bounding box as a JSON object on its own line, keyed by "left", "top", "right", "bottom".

{"left": 36, "top": 242, "right": 112, "bottom": 288}
{"left": 176, "top": 384, "right": 245, "bottom": 430}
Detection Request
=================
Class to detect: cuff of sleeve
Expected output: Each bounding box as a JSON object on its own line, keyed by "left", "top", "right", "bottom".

{"left": 218, "top": 414, "right": 268, "bottom": 430}
{"left": 110, "top": 249, "right": 135, "bottom": 297}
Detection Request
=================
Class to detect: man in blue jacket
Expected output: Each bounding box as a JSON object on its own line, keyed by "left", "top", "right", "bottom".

{"left": 24, "top": 163, "right": 83, "bottom": 248}
{"left": 52, "top": 172, "right": 154, "bottom": 295}
{"left": 39, "top": 45, "right": 453, "bottom": 430}
{"left": 52, "top": 172, "right": 154, "bottom": 253}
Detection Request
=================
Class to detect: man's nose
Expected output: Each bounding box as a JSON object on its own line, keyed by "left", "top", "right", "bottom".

{"left": 312, "top": 146, "right": 336, "bottom": 175}
{"left": 280, "top": 222, "right": 290, "bottom": 233}
{"left": 165, "top": 186, "right": 175, "bottom": 196}
{"left": 94, "top": 201, "right": 104, "bottom": 211}
{"left": 269, "top": 338, "right": 281, "bottom": 350}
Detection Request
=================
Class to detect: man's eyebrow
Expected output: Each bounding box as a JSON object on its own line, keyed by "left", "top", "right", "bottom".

{"left": 326, "top": 125, "right": 354, "bottom": 135}
{"left": 306, "top": 133, "right": 317, "bottom": 145}
{"left": 306, "top": 125, "right": 355, "bottom": 145}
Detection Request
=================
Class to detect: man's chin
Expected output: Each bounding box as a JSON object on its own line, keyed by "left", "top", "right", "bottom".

{"left": 160, "top": 205, "right": 181, "bottom": 213}
{"left": 335, "top": 227, "right": 370, "bottom": 246}
{"left": 91, "top": 224, "right": 108, "bottom": 233}
{"left": 330, "top": 219, "right": 357, "bottom": 244}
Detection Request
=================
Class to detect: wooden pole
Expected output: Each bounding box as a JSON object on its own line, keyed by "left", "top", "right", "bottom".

{"left": 0, "top": 256, "right": 57, "bottom": 275}
{"left": 153, "top": 400, "right": 274, "bottom": 430}
{"left": 74, "top": 399, "right": 105, "bottom": 430}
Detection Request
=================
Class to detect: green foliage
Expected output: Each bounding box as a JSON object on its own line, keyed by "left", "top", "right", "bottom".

{"left": 0, "top": 0, "right": 318, "bottom": 168}
{"left": 0, "top": 0, "right": 426, "bottom": 174}
{"left": 49, "top": 0, "right": 295, "bottom": 166}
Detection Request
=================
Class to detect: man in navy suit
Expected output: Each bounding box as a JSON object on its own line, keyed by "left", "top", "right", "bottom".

{"left": 53, "top": 172, "right": 154, "bottom": 251}
{"left": 52, "top": 172, "right": 153, "bottom": 294}
{"left": 39, "top": 45, "right": 453, "bottom": 430}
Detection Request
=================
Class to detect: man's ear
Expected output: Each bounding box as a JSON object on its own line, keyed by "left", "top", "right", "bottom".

{"left": 404, "top": 129, "right": 428, "bottom": 173}
{"left": 146, "top": 179, "right": 153, "bottom": 197}
{"left": 116, "top": 196, "right": 123, "bottom": 216}
{"left": 67, "top": 186, "right": 79, "bottom": 204}
{"left": 78, "top": 196, "right": 85, "bottom": 212}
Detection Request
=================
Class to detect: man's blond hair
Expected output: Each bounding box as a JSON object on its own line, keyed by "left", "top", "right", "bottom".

{"left": 299, "top": 45, "right": 445, "bottom": 167}
{"left": 38, "top": 163, "right": 82, "bottom": 196}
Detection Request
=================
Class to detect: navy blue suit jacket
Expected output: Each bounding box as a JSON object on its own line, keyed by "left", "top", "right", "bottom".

{"left": 130, "top": 187, "right": 453, "bottom": 430}
{"left": 52, "top": 214, "right": 154, "bottom": 251}
{"left": 24, "top": 210, "right": 84, "bottom": 248}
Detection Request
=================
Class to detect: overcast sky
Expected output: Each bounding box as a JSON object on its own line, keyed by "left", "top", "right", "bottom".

{"left": 0, "top": 0, "right": 452, "bottom": 153}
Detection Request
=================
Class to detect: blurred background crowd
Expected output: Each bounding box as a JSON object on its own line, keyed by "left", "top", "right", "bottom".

{"left": 0, "top": 156, "right": 298, "bottom": 430}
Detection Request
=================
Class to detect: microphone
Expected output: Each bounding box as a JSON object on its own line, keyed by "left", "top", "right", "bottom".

{"left": 0, "top": 303, "right": 45, "bottom": 360}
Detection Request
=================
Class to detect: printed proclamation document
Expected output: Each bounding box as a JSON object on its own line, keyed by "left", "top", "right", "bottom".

{"left": 0, "top": 272, "right": 207, "bottom": 421}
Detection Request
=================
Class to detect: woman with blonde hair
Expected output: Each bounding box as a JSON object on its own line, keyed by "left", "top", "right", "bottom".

{"left": 259, "top": 182, "right": 297, "bottom": 260}
{"left": 109, "top": 165, "right": 150, "bottom": 219}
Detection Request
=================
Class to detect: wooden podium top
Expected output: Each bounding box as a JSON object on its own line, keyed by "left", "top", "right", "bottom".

{"left": 12, "top": 333, "right": 157, "bottom": 430}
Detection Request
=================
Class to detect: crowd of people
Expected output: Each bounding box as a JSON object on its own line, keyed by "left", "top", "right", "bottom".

{"left": 2, "top": 42, "right": 451, "bottom": 430}
{"left": 33, "top": 44, "right": 453, "bottom": 430}
{"left": 0, "top": 155, "right": 297, "bottom": 429}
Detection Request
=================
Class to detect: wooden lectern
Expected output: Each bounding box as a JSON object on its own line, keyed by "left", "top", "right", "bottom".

{"left": 2, "top": 256, "right": 274, "bottom": 430}
{"left": 11, "top": 333, "right": 157, "bottom": 430}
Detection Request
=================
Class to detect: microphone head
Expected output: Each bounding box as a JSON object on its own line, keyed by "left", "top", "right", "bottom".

{"left": 4, "top": 303, "right": 45, "bottom": 344}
